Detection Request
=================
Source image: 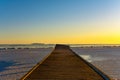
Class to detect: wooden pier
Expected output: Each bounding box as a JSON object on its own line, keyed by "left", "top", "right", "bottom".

{"left": 21, "top": 44, "right": 111, "bottom": 80}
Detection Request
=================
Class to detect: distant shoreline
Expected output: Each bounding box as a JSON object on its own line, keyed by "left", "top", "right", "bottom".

{"left": 1, "top": 44, "right": 120, "bottom": 49}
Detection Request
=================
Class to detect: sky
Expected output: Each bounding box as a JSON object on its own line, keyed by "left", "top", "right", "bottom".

{"left": 0, "top": 0, "right": 120, "bottom": 44}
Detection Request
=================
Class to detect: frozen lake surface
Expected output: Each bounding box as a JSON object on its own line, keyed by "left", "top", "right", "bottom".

{"left": 0, "top": 47, "right": 120, "bottom": 80}
{"left": 0, "top": 48, "right": 53, "bottom": 80}
{"left": 72, "top": 47, "right": 120, "bottom": 80}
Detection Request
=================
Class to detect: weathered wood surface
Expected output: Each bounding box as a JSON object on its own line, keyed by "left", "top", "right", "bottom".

{"left": 21, "top": 44, "right": 110, "bottom": 80}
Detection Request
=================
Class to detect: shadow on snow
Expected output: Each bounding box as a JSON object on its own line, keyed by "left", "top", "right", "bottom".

{"left": 0, "top": 61, "right": 16, "bottom": 72}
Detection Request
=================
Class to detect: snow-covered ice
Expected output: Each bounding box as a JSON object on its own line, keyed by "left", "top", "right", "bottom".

{"left": 0, "top": 48, "right": 53, "bottom": 80}
{"left": 0, "top": 47, "right": 120, "bottom": 80}
{"left": 72, "top": 47, "right": 120, "bottom": 80}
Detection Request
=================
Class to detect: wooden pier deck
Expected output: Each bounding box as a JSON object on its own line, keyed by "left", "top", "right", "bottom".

{"left": 21, "top": 44, "right": 111, "bottom": 80}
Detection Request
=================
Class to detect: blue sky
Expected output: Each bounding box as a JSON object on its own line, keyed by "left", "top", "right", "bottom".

{"left": 0, "top": 0, "right": 120, "bottom": 44}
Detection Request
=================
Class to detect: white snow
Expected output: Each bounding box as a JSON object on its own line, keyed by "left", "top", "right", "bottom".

{"left": 72, "top": 47, "right": 120, "bottom": 80}
{"left": 0, "top": 48, "right": 53, "bottom": 80}
{"left": 0, "top": 47, "right": 120, "bottom": 80}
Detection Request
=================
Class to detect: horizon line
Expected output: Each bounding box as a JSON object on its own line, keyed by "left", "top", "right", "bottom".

{"left": 0, "top": 43, "right": 120, "bottom": 45}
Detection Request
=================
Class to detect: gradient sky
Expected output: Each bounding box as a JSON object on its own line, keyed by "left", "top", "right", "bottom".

{"left": 0, "top": 0, "right": 120, "bottom": 44}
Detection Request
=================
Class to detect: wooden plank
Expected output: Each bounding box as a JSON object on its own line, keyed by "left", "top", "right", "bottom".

{"left": 21, "top": 44, "right": 111, "bottom": 80}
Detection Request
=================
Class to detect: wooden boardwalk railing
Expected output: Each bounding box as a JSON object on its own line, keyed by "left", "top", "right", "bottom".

{"left": 21, "top": 44, "right": 111, "bottom": 80}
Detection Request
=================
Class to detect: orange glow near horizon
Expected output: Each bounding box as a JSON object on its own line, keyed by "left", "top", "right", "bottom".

{"left": 1, "top": 34, "right": 120, "bottom": 44}
{"left": 1, "top": 0, "right": 120, "bottom": 44}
